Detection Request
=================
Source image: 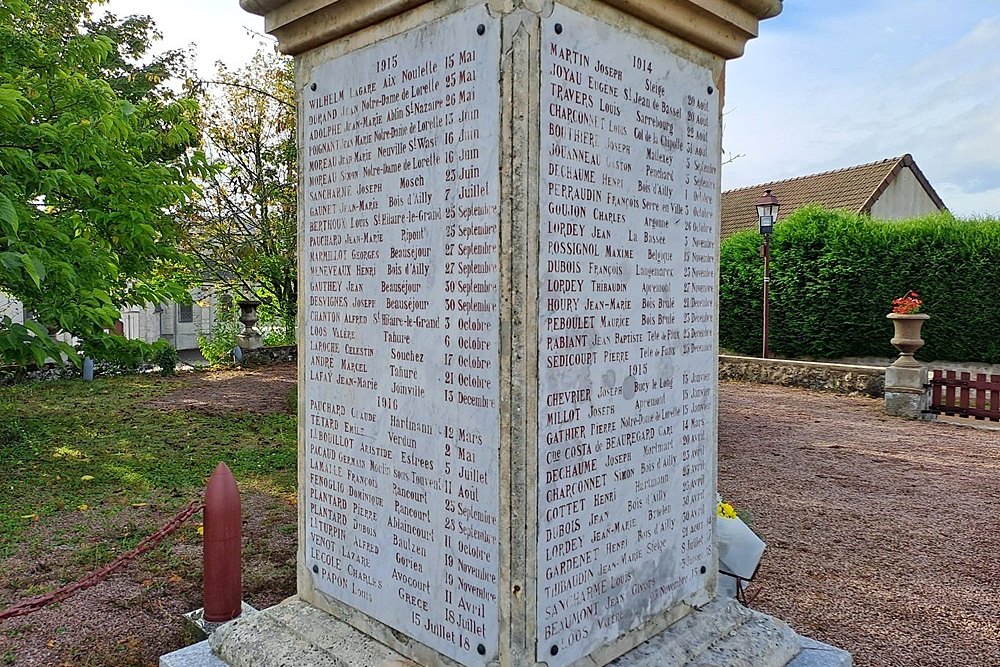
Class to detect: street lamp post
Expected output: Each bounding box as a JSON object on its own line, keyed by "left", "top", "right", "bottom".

{"left": 755, "top": 189, "right": 780, "bottom": 359}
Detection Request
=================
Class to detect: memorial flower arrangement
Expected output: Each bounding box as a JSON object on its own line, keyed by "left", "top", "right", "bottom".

{"left": 716, "top": 494, "right": 766, "bottom": 584}
{"left": 717, "top": 494, "right": 754, "bottom": 526}
{"left": 891, "top": 290, "right": 922, "bottom": 315}
{"left": 716, "top": 494, "right": 738, "bottom": 520}
{"left": 717, "top": 500, "right": 738, "bottom": 520}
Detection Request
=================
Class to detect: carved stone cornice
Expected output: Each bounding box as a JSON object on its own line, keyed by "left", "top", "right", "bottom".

{"left": 599, "top": 0, "right": 782, "bottom": 58}
{"left": 241, "top": 0, "right": 781, "bottom": 58}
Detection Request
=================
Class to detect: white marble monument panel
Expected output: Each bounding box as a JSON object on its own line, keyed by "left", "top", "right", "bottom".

{"left": 301, "top": 7, "right": 501, "bottom": 666}
{"left": 537, "top": 6, "right": 720, "bottom": 665}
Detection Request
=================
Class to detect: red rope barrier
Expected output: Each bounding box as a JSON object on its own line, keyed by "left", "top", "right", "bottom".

{"left": 0, "top": 499, "right": 204, "bottom": 621}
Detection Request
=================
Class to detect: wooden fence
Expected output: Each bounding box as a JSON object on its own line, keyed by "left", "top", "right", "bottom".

{"left": 928, "top": 370, "right": 1000, "bottom": 421}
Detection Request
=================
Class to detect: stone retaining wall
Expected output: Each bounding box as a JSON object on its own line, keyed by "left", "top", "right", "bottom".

{"left": 0, "top": 364, "right": 67, "bottom": 386}
{"left": 0, "top": 361, "right": 158, "bottom": 386}
{"left": 244, "top": 345, "right": 297, "bottom": 365}
{"left": 719, "top": 355, "right": 886, "bottom": 398}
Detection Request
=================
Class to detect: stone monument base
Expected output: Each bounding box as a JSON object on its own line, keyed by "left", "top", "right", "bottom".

{"left": 157, "top": 597, "right": 850, "bottom": 667}
{"left": 885, "top": 366, "right": 933, "bottom": 420}
{"left": 235, "top": 333, "right": 262, "bottom": 351}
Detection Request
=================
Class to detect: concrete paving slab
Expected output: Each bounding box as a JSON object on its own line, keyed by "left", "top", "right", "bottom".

{"left": 159, "top": 640, "right": 228, "bottom": 667}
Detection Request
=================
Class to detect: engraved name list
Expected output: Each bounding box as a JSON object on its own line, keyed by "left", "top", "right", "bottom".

{"left": 536, "top": 7, "right": 720, "bottom": 665}
{"left": 302, "top": 8, "right": 501, "bottom": 667}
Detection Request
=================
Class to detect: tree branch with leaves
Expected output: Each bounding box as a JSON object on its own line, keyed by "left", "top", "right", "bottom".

{"left": 0, "top": 0, "right": 210, "bottom": 365}
{"left": 181, "top": 47, "right": 298, "bottom": 340}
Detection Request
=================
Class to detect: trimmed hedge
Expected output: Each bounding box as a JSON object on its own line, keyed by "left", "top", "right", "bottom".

{"left": 719, "top": 207, "right": 1000, "bottom": 364}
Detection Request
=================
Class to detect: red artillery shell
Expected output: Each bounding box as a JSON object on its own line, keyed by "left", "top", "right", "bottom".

{"left": 203, "top": 462, "right": 242, "bottom": 622}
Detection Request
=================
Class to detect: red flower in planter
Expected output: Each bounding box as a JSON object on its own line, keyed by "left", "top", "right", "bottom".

{"left": 891, "top": 290, "right": 922, "bottom": 315}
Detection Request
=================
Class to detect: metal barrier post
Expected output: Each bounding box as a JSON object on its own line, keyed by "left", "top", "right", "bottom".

{"left": 203, "top": 462, "right": 242, "bottom": 622}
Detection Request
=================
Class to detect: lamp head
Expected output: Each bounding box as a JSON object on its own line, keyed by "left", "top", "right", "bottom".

{"left": 756, "top": 189, "right": 780, "bottom": 236}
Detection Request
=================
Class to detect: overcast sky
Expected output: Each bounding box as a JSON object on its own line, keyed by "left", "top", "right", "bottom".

{"left": 102, "top": 0, "right": 267, "bottom": 78}
{"left": 724, "top": 1, "right": 1000, "bottom": 217}
{"left": 104, "top": 0, "right": 999, "bottom": 217}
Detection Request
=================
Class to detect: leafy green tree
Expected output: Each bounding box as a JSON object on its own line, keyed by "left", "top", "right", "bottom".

{"left": 182, "top": 47, "right": 298, "bottom": 338}
{"left": 0, "top": 0, "right": 209, "bottom": 366}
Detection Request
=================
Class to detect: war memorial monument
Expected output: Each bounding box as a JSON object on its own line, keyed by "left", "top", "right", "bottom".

{"left": 165, "top": 1, "right": 851, "bottom": 665}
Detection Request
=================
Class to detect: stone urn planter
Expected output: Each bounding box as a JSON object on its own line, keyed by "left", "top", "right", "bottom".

{"left": 887, "top": 312, "right": 929, "bottom": 368}
{"left": 237, "top": 300, "right": 263, "bottom": 351}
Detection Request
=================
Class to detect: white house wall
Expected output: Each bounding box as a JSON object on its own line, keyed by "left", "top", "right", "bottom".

{"left": 870, "top": 167, "right": 941, "bottom": 220}
{"left": 0, "top": 290, "right": 216, "bottom": 352}
{"left": 192, "top": 287, "right": 216, "bottom": 340}
{"left": 0, "top": 292, "right": 23, "bottom": 323}
{"left": 121, "top": 304, "right": 163, "bottom": 344}
{"left": 158, "top": 288, "right": 217, "bottom": 351}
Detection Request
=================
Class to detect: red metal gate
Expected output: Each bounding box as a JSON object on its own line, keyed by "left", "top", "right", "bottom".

{"left": 928, "top": 370, "right": 1000, "bottom": 421}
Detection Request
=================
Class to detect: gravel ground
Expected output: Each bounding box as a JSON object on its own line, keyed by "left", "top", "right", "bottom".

{"left": 719, "top": 382, "right": 1000, "bottom": 667}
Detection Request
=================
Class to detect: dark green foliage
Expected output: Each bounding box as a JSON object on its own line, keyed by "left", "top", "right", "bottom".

{"left": 0, "top": 317, "right": 77, "bottom": 368}
{"left": 719, "top": 207, "right": 1000, "bottom": 363}
{"left": 81, "top": 336, "right": 178, "bottom": 375}
{"left": 198, "top": 297, "right": 240, "bottom": 365}
{"left": 718, "top": 231, "right": 764, "bottom": 356}
{"left": 151, "top": 340, "right": 178, "bottom": 376}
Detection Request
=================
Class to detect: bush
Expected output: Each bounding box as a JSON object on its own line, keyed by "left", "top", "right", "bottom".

{"left": 257, "top": 300, "right": 296, "bottom": 347}
{"left": 151, "top": 340, "right": 178, "bottom": 376}
{"left": 198, "top": 298, "right": 241, "bottom": 365}
{"left": 718, "top": 231, "right": 765, "bottom": 356}
{"left": 263, "top": 325, "right": 296, "bottom": 347}
{"left": 82, "top": 335, "right": 154, "bottom": 372}
{"left": 719, "top": 207, "right": 1000, "bottom": 364}
{"left": 80, "top": 336, "right": 178, "bottom": 376}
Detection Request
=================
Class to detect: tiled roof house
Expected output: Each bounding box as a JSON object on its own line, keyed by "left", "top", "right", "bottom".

{"left": 721, "top": 154, "right": 947, "bottom": 239}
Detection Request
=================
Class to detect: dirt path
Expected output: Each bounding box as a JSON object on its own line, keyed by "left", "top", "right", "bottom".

{"left": 144, "top": 363, "right": 296, "bottom": 415}
{"left": 719, "top": 382, "right": 1000, "bottom": 667}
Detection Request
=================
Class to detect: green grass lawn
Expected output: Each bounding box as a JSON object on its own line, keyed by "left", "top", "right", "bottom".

{"left": 0, "top": 369, "right": 299, "bottom": 665}
{"left": 0, "top": 372, "right": 297, "bottom": 564}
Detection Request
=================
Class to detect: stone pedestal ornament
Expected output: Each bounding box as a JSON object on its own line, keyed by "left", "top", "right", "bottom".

{"left": 885, "top": 313, "right": 932, "bottom": 419}
{"left": 236, "top": 301, "right": 263, "bottom": 351}
{"left": 886, "top": 313, "right": 929, "bottom": 368}
{"left": 168, "top": 1, "right": 850, "bottom": 666}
